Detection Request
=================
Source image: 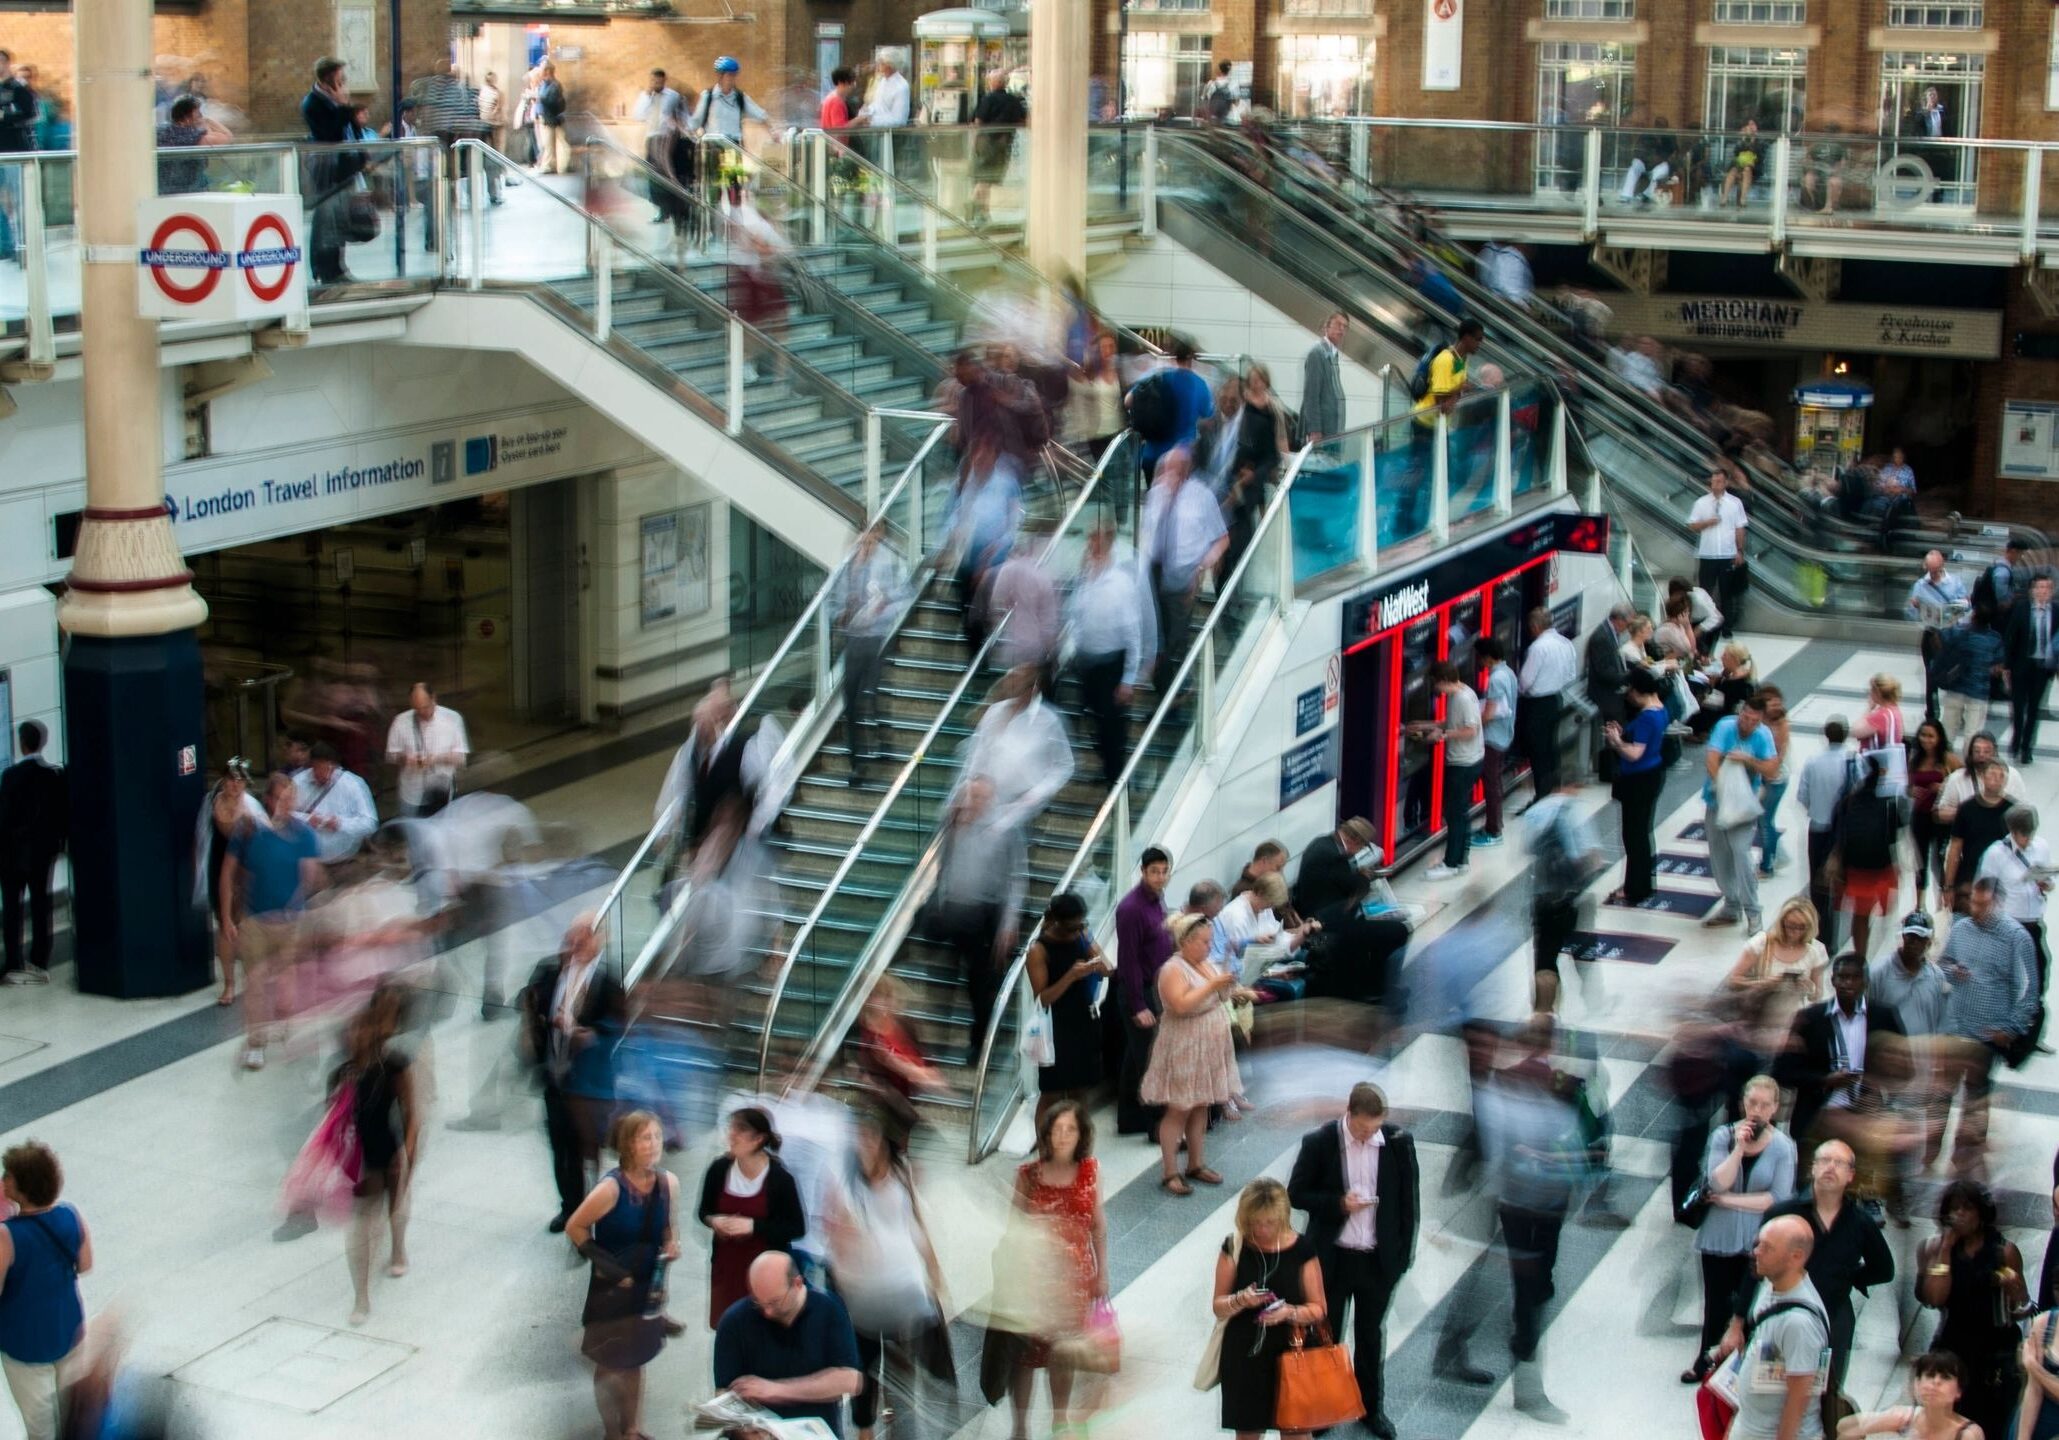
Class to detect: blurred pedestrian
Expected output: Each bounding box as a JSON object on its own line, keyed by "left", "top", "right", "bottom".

{"left": 1478, "top": 637, "right": 1520, "bottom": 848}
{"left": 1026, "top": 895, "right": 1111, "bottom": 1128}
{"left": 385, "top": 682, "right": 467, "bottom": 819}
{"left": 1127, "top": 338, "right": 1212, "bottom": 489}
{"left": 942, "top": 432, "right": 1024, "bottom": 649}
{"left": 853, "top": 976, "right": 941, "bottom": 1112}
{"left": 1870, "top": 912, "right": 1949, "bottom": 1174}
{"left": 292, "top": 742, "right": 377, "bottom": 865}
{"left": 1140, "top": 448, "right": 1228, "bottom": 692}
{"left": 1937, "top": 879, "right": 2037, "bottom": 1180}
{"left": 1835, "top": 752, "right": 1903, "bottom": 963}
{"left": 1208, "top": 1178, "right": 1327, "bottom": 1440}
{"left": 0, "top": 1142, "right": 88, "bottom": 1440}
{"left": 0, "top": 723, "right": 66, "bottom": 988}
{"left": 194, "top": 758, "right": 261, "bottom": 1005}
{"left": 838, "top": 523, "right": 909, "bottom": 771}
{"left": 1703, "top": 693, "right": 1781, "bottom": 934}
{"left": 1974, "top": 803, "right": 2051, "bottom": 1039}
{"left": 1286, "top": 1084, "right": 1417, "bottom": 1439}
{"left": 633, "top": 68, "right": 687, "bottom": 225}
{"left": 931, "top": 776, "right": 1027, "bottom": 1064}
{"left": 826, "top": 1106, "right": 947, "bottom": 1440}
{"left": 1526, "top": 780, "right": 1601, "bottom": 1014}
{"left": 338, "top": 985, "right": 419, "bottom": 1326}
{"left": 1756, "top": 686, "right": 1795, "bottom": 878}
{"left": 222, "top": 772, "right": 325, "bottom": 1071}
{"left": 697, "top": 1107, "right": 805, "bottom": 1327}
{"left": 568, "top": 1110, "right": 680, "bottom": 1440}
{"left": 969, "top": 70, "right": 1024, "bottom": 227}
{"left": 1113, "top": 848, "right": 1173, "bottom": 1137}
{"left": 715, "top": 1252, "right": 864, "bottom": 1434}
{"left": 982, "top": 548, "right": 1060, "bottom": 687}
{"left": 1686, "top": 1075, "right": 1795, "bottom": 1384}
{"left": 1066, "top": 509, "right": 1152, "bottom": 789}
{"left": 523, "top": 915, "right": 625, "bottom": 1233}
{"left": 1915, "top": 1181, "right": 2025, "bottom": 1440}
{"left": 656, "top": 680, "right": 747, "bottom": 855}
{"left": 956, "top": 665, "right": 1073, "bottom": 832}
{"left": 1010, "top": 1100, "right": 1109, "bottom": 1437}
{"left": 1143, "top": 913, "right": 1244, "bottom": 1195}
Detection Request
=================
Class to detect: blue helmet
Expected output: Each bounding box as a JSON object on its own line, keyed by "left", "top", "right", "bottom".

{"left": 714, "top": 56, "right": 740, "bottom": 74}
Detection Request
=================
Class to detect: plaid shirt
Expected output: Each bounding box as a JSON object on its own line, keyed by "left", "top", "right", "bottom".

{"left": 1941, "top": 913, "right": 2038, "bottom": 1041}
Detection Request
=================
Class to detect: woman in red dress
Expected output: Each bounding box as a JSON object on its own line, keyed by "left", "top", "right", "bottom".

{"left": 695, "top": 1106, "right": 805, "bottom": 1326}
{"left": 1009, "top": 1100, "right": 1110, "bottom": 1440}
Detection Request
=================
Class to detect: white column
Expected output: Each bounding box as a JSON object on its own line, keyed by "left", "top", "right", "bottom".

{"left": 1027, "top": 0, "right": 1089, "bottom": 280}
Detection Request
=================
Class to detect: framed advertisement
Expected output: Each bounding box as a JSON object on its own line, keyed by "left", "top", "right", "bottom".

{"left": 639, "top": 503, "right": 712, "bottom": 628}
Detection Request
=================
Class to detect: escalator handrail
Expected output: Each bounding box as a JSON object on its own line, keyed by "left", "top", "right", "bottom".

{"left": 756, "top": 427, "right": 1137, "bottom": 1089}
{"left": 602, "top": 413, "right": 955, "bottom": 968}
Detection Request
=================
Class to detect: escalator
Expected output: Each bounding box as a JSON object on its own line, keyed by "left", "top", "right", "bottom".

{"left": 1147, "top": 131, "right": 2012, "bottom": 630}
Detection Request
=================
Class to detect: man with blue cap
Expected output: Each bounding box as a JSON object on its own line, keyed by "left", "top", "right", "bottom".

{"left": 692, "top": 56, "right": 767, "bottom": 144}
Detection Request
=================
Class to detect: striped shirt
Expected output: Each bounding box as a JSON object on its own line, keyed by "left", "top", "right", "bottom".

{"left": 1940, "top": 913, "right": 2038, "bottom": 1041}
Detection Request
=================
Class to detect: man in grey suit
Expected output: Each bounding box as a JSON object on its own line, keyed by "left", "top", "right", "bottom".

{"left": 1585, "top": 602, "right": 1634, "bottom": 730}
{"left": 1301, "top": 311, "right": 1348, "bottom": 444}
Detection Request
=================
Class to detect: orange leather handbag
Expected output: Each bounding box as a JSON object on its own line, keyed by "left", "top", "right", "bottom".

{"left": 1275, "top": 1324, "right": 1365, "bottom": 1432}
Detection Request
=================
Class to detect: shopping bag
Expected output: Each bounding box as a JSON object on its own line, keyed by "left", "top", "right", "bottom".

{"left": 1054, "top": 1298, "right": 1122, "bottom": 1374}
{"left": 1020, "top": 1005, "right": 1056, "bottom": 1068}
{"left": 281, "top": 1083, "right": 363, "bottom": 1224}
{"left": 1713, "top": 759, "right": 1763, "bottom": 831}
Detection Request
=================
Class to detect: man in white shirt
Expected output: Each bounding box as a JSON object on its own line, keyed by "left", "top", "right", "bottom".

{"left": 292, "top": 742, "right": 378, "bottom": 863}
{"left": 836, "top": 523, "right": 910, "bottom": 768}
{"left": 476, "top": 71, "right": 505, "bottom": 203}
{"left": 1140, "top": 448, "right": 1229, "bottom": 692}
{"left": 858, "top": 52, "right": 910, "bottom": 129}
{"left": 1687, "top": 469, "right": 1749, "bottom": 637}
{"left": 953, "top": 664, "right": 1074, "bottom": 833}
{"left": 692, "top": 57, "right": 768, "bottom": 144}
{"left": 1907, "top": 549, "right": 1970, "bottom": 629}
{"left": 385, "top": 682, "right": 469, "bottom": 818}
{"left": 1517, "top": 607, "right": 1579, "bottom": 799}
{"left": 633, "top": 68, "right": 686, "bottom": 220}
{"left": 1067, "top": 510, "right": 1155, "bottom": 787}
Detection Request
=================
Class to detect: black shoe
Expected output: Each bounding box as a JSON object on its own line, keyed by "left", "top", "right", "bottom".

{"left": 1435, "top": 1346, "right": 1492, "bottom": 1386}
{"left": 548, "top": 1211, "right": 571, "bottom": 1234}
{"left": 1366, "top": 1414, "right": 1398, "bottom": 1440}
{"left": 662, "top": 1316, "right": 686, "bottom": 1337}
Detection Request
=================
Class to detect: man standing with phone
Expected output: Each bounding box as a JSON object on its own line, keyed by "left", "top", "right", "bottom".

{"left": 1288, "top": 1083, "right": 1420, "bottom": 1439}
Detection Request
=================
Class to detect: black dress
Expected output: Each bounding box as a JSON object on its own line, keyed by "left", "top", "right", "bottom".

{"left": 1038, "top": 933, "right": 1104, "bottom": 1094}
{"left": 339, "top": 1051, "right": 409, "bottom": 1184}
{"left": 1220, "top": 1235, "right": 1319, "bottom": 1433}
{"left": 1934, "top": 1232, "right": 2022, "bottom": 1440}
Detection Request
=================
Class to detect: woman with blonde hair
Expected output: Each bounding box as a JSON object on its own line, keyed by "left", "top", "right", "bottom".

{"left": 1685, "top": 1074, "right": 1795, "bottom": 1384}
{"left": 1209, "top": 1177, "right": 1327, "bottom": 1440}
{"left": 1725, "top": 896, "right": 1828, "bottom": 1058}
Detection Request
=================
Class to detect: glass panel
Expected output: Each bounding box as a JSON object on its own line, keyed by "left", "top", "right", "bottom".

{"left": 1446, "top": 388, "right": 1503, "bottom": 519}
{"left": 1275, "top": 35, "right": 1375, "bottom": 118}
{"left": 1877, "top": 52, "right": 1985, "bottom": 208}
{"left": 1546, "top": 0, "right": 1635, "bottom": 16}
{"left": 1377, "top": 413, "right": 1436, "bottom": 552}
{"left": 1510, "top": 381, "right": 1552, "bottom": 498}
{"left": 0, "top": 155, "right": 77, "bottom": 342}
{"left": 1290, "top": 433, "right": 1365, "bottom": 583}
{"left": 1537, "top": 43, "right": 1636, "bottom": 191}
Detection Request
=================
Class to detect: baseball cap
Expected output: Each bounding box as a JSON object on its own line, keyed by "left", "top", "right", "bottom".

{"left": 1899, "top": 911, "right": 1935, "bottom": 940}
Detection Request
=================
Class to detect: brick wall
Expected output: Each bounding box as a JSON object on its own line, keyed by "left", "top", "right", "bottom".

{"left": 1968, "top": 277, "right": 2059, "bottom": 516}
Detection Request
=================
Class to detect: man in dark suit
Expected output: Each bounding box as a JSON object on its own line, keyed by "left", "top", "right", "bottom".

{"left": 1288, "top": 1082, "right": 1420, "bottom": 1439}
{"left": 1300, "top": 312, "right": 1348, "bottom": 444}
{"left": 0, "top": 722, "right": 66, "bottom": 984}
{"left": 1772, "top": 952, "right": 1907, "bottom": 1169}
{"left": 522, "top": 913, "right": 626, "bottom": 1231}
{"left": 1291, "top": 816, "right": 1376, "bottom": 920}
{"left": 2003, "top": 573, "right": 2057, "bottom": 766}
{"left": 1584, "top": 603, "right": 1633, "bottom": 731}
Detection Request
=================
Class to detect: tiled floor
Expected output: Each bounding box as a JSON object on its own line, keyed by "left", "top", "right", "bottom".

{"left": 3, "top": 632, "right": 2058, "bottom": 1440}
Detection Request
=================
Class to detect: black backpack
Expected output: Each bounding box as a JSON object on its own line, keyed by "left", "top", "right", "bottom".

{"left": 1128, "top": 369, "right": 1181, "bottom": 446}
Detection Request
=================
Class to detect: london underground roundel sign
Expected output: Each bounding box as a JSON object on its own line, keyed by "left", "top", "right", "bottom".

{"left": 142, "top": 212, "right": 228, "bottom": 305}
{"left": 137, "top": 194, "right": 307, "bottom": 321}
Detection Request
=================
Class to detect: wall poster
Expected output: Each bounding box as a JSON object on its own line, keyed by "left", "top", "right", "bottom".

{"left": 639, "top": 503, "right": 712, "bottom": 628}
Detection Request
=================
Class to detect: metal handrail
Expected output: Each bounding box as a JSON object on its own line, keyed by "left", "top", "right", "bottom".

{"left": 754, "top": 426, "right": 1134, "bottom": 1086}
{"left": 789, "top": 127, "right": 1166, "bottom": 359}
{"left": 597, "top": 412, "right": 954, "bottom": 964}
{"left": 961, "top": 427, "right": 1324, "bottom": 1162}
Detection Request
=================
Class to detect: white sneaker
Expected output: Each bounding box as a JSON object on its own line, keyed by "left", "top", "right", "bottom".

{"left": 240, "top": 1046, "right": 266, "bottom": 1071}
{"left": 1423, "top": 864, "right": 1468, "bottom": 881}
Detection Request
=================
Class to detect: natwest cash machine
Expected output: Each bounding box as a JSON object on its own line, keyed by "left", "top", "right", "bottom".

{"left": 1334, "top": 512, "right": 1610, "bottom": 872}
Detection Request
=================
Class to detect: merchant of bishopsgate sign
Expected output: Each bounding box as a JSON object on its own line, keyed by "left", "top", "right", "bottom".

{"left": 1607, "top": 293, "right": 2000, "bottom": 360}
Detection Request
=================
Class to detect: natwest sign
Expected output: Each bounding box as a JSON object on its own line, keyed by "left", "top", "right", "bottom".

{"left": 1373, "top": 579, "right": 1430, "bottom": 630}
{"left": 136, "top": 194, "right": 306, "bottom": 322}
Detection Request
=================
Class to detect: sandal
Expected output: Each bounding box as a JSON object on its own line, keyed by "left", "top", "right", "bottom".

{"left": 1185, "top": 1166, "right": 1225, "bottom": 1186}
{"left": 1160, "top": 1173, "right": 1193, "bottom": 1196}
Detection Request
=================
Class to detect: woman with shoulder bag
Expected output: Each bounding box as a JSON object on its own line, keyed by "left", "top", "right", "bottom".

{"left": 697, "top": 1106, "right": 806, "bottom": 1327}
{"left": 0, "top": 1142, "right": 89, "bottom": 1440}
{"left": 1685, "top": 1075, "right": 1795, "bottom": 1384}
{"left": 567, "top": 1110, "right": 680, "bottom": 1440}
{"left": 1010, "top": 1100, "right": 1111, "bottom": 1440}
{"left": 1725, "top": 898, "right": 1828, "bottom": 1063}
{"left": 1209, "top": 1178, "right": 1328, "bottom": 1440}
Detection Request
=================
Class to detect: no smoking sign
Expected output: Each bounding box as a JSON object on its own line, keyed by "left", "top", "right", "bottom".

{"left": 137, "top": 194, "right": 307, "bottom": 322}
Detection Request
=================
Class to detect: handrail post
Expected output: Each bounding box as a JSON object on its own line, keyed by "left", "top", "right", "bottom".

{"left": 906, "top": 451, "right": 924, "bottom": 555}
{"left": 593, "top": 230, "right": 612, "bottom": 343}
{"left": 278, "top": 149, "right": 311, "bottom": 336}
{"left": 922, "top": 204, "right": 938, "bottom": 275}
{"left": 1274, "top": 482, "right": 1296, "bottom": 611}
{"left": 1770, "top": 136, "right": 1791, "bottom": 247}
{"left": 2022, "top": 146, "right": 2044, "bottom": 262}
{"left": 1431, "top": 413, "right": 1451, "bottom": 544}
{"left": 811, "top": 131, "right": 828, "bottom": 246}
{"left": 1617, "top": 533, "right": 1634, "bottom": 593}
{"left": 864, "top": 410, "right": 884, "bottom": 515}
{"left": 1493, "top": 390, "right": 1514, "bottom": 517}
{"left": 1581, "top": 127, "right": 1602, "bottom": 240}
{"left": 1348, "top": 122, "right": 1370, "bottom": 198}
{"left": 467, "top": 144, "right": 487, "bottom": 290}
{"left": 1114, "top": 786, "right": 1132, "bottom": 883}
{"left": 1197, "top": 632, "right": 1216, "bottom": 758}
{"left": 21, "top": 159, "right": 53, "bottom": 368}
{"left": 727, "top": 317, "right": 745, "bottom": 435}
{"left": 1356, "top": 429, "right": 1379, "bottom": 574}
{"left": 434, "top": 143, "right": 452, "bottom": 279}
{"left": 814, "top": 595, "right": 833, "bottom": 696}
{"left": 1548, "top": 396, "right": 1569, "bottom": 496}
{"left": 1141, "top": 126, "right": 1159, "bottom": 237}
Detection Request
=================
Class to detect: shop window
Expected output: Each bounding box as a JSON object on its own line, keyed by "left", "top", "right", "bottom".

{"left": 1545, "top": 0, "right": 1634, "bottom": 19}
{"left": 1125, "top": 32, "right": 1214, "bottom": 115}
{"left": 1712, "top": 0, "right": 1804, "bottom": 22}
{"left": 1535, "top": 41, "right": 1635, "bottom": 190}
{"left": 1281, "top": 0, "right": 1374, "bottom": 18}
{"left": 1275, "top": 34, "right": 1373, "bottom": 116}
{"left": 2048, "top": 8, "right": 2059, "bottom": 110}
{"left": 1125, "top": 0, "right": 1210, "bottom": 11}
{"left": 1885, "top": 2, "right": 1981, "bottom": 26}
{"left": 1705, "top": 45, "right": 1806, "bottom": 136}
{"left": 1878, "top": 49, "right": 1982, "bottom": 206}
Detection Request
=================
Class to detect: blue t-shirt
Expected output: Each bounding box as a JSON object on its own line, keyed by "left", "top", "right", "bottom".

{"left": 1702, "top": 715, "right": 1777, "bottom": 806}
{"left": 713, "top": 1286, "right": 863, "bottom": 1437}
{"left": 0, "top": 1205, "right": 85, "bottom": 1364}
{"left": 1140, "top": 367, "right": 1216, "bottom": 467}
{"left": 232, "top": 818, "right": 320, "bottom": 916}
{"left": 1619, "top": 704, "right": 1668, "bottom": 775}
{"left": 1483, "top": 663, "right": 1519, "bottom": 752}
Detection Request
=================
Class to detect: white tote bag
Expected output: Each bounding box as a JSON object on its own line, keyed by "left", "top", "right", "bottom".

{"left": 1713, "top": 758, "right": 1763, "bottom": 831}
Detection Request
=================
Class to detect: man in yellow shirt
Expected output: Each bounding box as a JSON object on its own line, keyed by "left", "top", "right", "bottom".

{"left": 1404, "top": 318, "right": 1485, "bottom": 537}
{"left": 1413, "top": 317, "right": 1485, "bottom": 420}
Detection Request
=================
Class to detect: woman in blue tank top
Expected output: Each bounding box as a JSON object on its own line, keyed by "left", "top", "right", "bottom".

{"left": 568, "top": 1111, "right": 679, "bottom": 1440}
{"left": 0, "top": 1141, "right": 90, "bottom": 1440}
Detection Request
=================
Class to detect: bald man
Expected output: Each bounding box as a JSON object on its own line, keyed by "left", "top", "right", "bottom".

{"left": 1716, "top": 1214, "right": 1833, "bottom": 1440}
{"left": 1726, "top": 1140, "right": 1892, "bottom": 1433}
{"left": 712, "top": 1252, "right": 862, "bottom": 1436}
